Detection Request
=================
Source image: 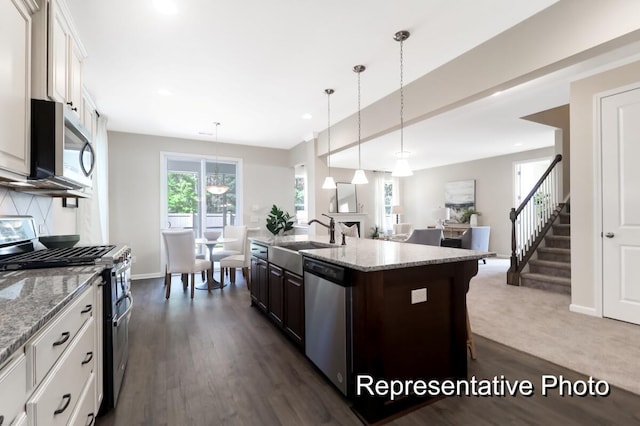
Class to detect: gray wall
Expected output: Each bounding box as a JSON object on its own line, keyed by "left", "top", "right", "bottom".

{"left": 108, "top": 131, "right": 294, "bottom": 277}
{"left": 403, "top": 147, "right": 555, "bottom": 256}
{"left": 570, "top": 60, "right": 640, "bottom": 314}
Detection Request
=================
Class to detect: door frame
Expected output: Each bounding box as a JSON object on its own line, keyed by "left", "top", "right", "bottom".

{"left": 593, "top": 81, "right": 640, "bottom": 318}
{"left": 159, "top": 151, "right": 243, "bottom": 272}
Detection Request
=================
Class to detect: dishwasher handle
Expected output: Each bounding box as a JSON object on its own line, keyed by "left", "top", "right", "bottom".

{"left": 303, "top": 258, "right": 347, "bottom": 285}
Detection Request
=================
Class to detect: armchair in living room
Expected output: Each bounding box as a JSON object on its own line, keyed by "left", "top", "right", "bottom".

{"left": 460, "top": 226, "right": 491, "bottom": 263}
{"left": 390, "top": 223, "right": 412, "bottom": 241}
{"left": 404, "top": 229, "right": 443, "bottom": 246}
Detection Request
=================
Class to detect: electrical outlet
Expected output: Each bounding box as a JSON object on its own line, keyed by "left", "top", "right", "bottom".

{"left": 38, "top": 224, "right": 46, "bottom": 234}
{"left": 131, "top": 256, "right": 137, "bottom": 263}
{"left": 411, "top": 288, "right": 427, "bottom": 304}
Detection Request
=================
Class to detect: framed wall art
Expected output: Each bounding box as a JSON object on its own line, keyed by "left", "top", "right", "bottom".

{"left": 444, "top": 179, "right": 475, "bottom": 222}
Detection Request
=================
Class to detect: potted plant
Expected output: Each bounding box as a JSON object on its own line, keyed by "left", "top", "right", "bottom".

{"left": 266, "top": 204, "right": 295, "bottom": 240}
{"left": 459, "top": 208, "right": 481, "bottom": 225}
{"left": 370, "top": 225, "right": 381, "bottom": 239}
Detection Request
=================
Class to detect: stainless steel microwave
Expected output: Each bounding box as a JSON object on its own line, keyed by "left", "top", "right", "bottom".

{"left": 30, "top": 99, "right": 95, "bottom": 190}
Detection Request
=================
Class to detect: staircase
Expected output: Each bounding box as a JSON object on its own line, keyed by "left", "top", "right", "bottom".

{"left": 520, "top": 209, "right": 571, "bottom": 294}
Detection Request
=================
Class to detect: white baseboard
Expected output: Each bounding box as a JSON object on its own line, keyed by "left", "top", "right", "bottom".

{"left": 569, "top": 303, "right": 599, "bottom": 317}
{"left": 132, "top": 272, "right": 163, "bottom": 281}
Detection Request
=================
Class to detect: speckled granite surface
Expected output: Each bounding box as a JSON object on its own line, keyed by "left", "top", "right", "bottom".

{"left": 0, "top": 266, "right": 102, "bottom": 366}
{"left": 250, "top": 235, "right": 491, "bottom": 272}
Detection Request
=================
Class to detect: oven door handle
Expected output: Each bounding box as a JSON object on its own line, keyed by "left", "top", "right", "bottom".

{"left": 113, "top": 294, "right": 133, "bottom": 327}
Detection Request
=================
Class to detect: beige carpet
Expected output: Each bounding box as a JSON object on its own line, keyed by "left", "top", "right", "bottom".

{"left": 467, "top": 258, "right": 640, "bottom": 395}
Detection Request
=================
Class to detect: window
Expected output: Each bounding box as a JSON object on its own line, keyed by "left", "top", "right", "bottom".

{"left": 374, "top": 172, "right": 397, "bottom": 233}
{"left": 162, "top": 154, "right": 242, "bottom": 241}
{"left": 294, "top": 165, "right": 307, "bottom": 223}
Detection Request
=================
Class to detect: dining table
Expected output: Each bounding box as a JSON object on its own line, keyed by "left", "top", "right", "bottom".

{"left": 195, "top": 237, "right": 238, "bottom": 290}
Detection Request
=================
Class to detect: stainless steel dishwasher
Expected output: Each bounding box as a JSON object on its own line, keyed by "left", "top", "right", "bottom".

{"left": 303, "top": 257, "right": 352, "bottom": 396}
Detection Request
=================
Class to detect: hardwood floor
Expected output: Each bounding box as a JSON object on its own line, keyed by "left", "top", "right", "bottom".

{"left": 97, "top": 274, "right": 640, "bottom": 426}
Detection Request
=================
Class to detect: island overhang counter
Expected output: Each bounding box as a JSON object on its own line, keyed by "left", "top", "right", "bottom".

{"left": 249, "top": 235, "right": 490, "bottom": 423}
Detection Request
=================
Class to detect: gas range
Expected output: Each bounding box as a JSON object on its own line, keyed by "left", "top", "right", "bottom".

{"left": 0, "top": 216, "right": 130, "bottom": 271}
{"left": 0, "top": 244, "right": 130, "bottom": 271}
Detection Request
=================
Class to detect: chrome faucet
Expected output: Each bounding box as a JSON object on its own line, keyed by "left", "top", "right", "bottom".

{"left": 308, "top": 214, "right": 335, "bottom": 244}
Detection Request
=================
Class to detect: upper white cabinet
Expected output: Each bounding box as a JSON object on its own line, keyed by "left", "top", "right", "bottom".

{"left": 47, "top": 0, "right": 85, "bottom": 118}
{"left": 0, "top": 0, "right": 37, "bottom": 178}
{"left": 31, "top": 0, "right": 86, "bottom": 119}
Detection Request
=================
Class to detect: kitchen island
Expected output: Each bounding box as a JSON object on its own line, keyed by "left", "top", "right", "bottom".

{"left": 250, "top": 235, "right": 489, "bottom": 423}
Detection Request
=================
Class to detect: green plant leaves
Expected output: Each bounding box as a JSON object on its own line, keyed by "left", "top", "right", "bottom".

{"left": 266, "top": 204, "right": 295, "bottom": 236}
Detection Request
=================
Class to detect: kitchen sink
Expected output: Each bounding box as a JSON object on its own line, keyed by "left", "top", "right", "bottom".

{"left": 268, "top": 241, "right": 334, "bottom": 275}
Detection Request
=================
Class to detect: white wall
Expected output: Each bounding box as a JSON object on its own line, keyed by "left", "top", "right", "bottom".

{"left": 403, "top": 147, "right": 555, "bottom": 256}
{"left": 108, "top": 131, "right": 294, "bottom": 278}
{"left": 316, "top": 0, "right": 640, "bottom": 156}
{"left": 570, "top": 60, "right": 640, "bottom": 313}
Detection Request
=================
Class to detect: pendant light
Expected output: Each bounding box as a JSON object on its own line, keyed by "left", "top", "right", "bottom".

{"left": 322, "top": 89, "right": 337, "bottom": 190}
{"left": 392, "top": 30, "right": 413, "bottom": 177}
{"left": 351, "top": 65, "right": 368, "bottom": 184}
{"left": 206, "top": 122, "right": 230, "bottom": 195}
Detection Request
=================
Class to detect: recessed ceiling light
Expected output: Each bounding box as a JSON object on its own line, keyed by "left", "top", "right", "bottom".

{"left": 157, "top": 88, "right": 173, "bottom": 96}
{"left": 154, "top": 0, "right": 177, "bottom": 15}
{"left": 514, "top": 142, "right": 523, "bottom": 147}
{"left": 301, "top": 113, "right": 312, "bottom": 120}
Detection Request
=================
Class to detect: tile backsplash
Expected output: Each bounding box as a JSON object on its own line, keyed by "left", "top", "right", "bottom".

{"left": 0, "top": 188, "right": 75, "bottom": 235}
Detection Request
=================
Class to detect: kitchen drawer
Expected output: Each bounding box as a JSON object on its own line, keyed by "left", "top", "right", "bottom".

{"left": 26, "top": 285, "right": 94, "bottom": 387}
{"left": 0, "top": 353, "right": 27, "bottom": 426}
{"left": 67, "top": 372, "right": 96, "bottom": 426}
{"left": 26, "top": 318, "right": 95, "bottom": 426}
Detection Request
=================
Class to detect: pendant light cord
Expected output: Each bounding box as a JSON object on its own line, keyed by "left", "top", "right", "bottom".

{"left": 357, "top": 69, "right": 362, "bottom": 168}
{"left": 327, "top": 91, "right": 331, "bottom": 174}
{"left": 399, "top": 36, "right": 404, "bottom": 155}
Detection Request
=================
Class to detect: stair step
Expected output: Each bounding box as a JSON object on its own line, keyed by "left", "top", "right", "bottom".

{"left": 529, "top": 259, "right": 571, "bottom": 278}
{"left": 537, "top": 247, "right": 571, "bottom": 263}
{"left": 552, "top": 223, "right": 571, "bottom": 236}
{"left": 559, "top": 212, "right": 571, "bottom": 224}
{"left": 545, "top": 235, "right": 570, "bottom": 249}
{"left": 520, "top": 273, "right": 571, "bottom": 294}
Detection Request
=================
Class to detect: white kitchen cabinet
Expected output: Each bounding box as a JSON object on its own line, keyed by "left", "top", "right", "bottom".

{"left": 82, "top": 88, "right": 98, "bottom": 140}
{"left": 0, "top": 352, "right": 27, "bottom": 426}
{"left": 0, "top": 0, "right": 36, "bottom": 179}
{"left": 67, "top": 372, "right": 96, "bottom": 426}
{"left": 45, "top": 0, "right": 86, "bottom": 118}
{"left": 93, "top": 277, "right": 104, "bottom": 410}
{"left": 26, "top": 318, "right": 95, "bottom": 426}
{"left": 26, "top": 284, "right": 93, "bottom": 387}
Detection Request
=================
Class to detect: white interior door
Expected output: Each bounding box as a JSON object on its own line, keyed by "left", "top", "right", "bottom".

{"left": 602, "top": 86, "right": 640, "bottom": 325}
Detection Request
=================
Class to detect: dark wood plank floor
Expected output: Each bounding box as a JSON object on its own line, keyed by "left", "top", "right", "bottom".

{"left": 97, "top": 274, "right": 640, "bottom": 426}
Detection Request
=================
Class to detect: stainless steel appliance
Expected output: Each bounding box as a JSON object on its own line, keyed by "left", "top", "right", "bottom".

{"left": 0, "top": 216, "right": 131, "bottom": 414}
{"left": 29, "top": 99, "right": 95, "bottom": 192}
{"left": 303, "top": 257, "right": 351, "bottom": 396}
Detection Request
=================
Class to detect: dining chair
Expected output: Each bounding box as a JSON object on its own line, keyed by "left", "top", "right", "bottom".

{"left": 210, "top": 225, "right": 247, "bottom": 284}
{"left": 162, "top": 229, "right": 212, "bottom": 299}
{"left": 219, "top": 232, "right": 252, "bottom": 287}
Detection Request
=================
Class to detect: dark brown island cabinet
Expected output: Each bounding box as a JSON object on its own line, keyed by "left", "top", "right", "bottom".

{"left": 249, "top": 238, "right": 481, "bottom": 423}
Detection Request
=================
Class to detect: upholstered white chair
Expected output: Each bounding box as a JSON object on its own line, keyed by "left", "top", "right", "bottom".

{"left": 391, "top": 223, "right": 412, "bottom": 241}
{"left": 219, "top": 233, "right": 251, "bottom": 287}
{"left": 162, "top": 229, "right": 212, "bottom": 299}
{"left": 404, "top": 229, "right": 443, "bottom": 246}
{"left": 210, "top": 225, "right": 247, "bottom": 284}
{"left": 338, "top": 223, "right": 359, "bottom": 238}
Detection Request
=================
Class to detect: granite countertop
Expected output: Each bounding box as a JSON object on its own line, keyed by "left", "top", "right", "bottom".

{"left": 0, "top": 266, "right": 102, "bottom": 366}
{"left": 250, "top": 235, "right": 491, "bottom": 272}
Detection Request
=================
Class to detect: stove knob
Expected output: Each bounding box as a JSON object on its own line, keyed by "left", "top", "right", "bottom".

{"left": 118, "top": 256, "right": 124, "bottom": 263}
